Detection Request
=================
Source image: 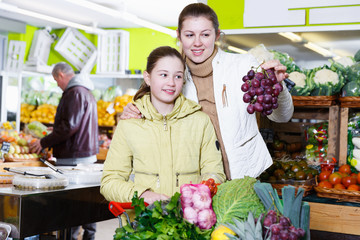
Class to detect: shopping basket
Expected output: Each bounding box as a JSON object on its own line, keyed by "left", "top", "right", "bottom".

{"left": 108, "top": 201, "right": 148, "bottom": 228}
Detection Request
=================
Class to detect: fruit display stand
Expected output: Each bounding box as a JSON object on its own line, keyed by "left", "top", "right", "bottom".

{"left": 304, "top": 193, "right": 360, "bottom": 236}
{"left": 338, "top": 96, "right": 360, "bottom": 166}
{"left": 259, "top": 96, "right": 340, "bottom": 160}
{"left": 260, "top": 96, "right": 360, "bottom": 237}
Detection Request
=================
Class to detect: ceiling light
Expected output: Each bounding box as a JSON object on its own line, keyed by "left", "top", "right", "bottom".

{"left": 304, "top": 42, "right": 335, "bottom": 57}
{"left": 64, "top": 0, "right": 177, "bottom": 37}
{"left": 0, "top": 2, "right": 105, "bottom": 34}
{"left": 227, "top": 46, "right": 247, "bottom": 54}
{"left": 278, "top": 32, "right": 303, "bottom": 42}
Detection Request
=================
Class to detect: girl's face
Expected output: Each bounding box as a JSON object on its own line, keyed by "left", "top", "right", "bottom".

{"left": 144, "top": 56, "right": 184, "bottom": 114}
{"left": 178, "top": 16, "right": 219, "bottom": 63}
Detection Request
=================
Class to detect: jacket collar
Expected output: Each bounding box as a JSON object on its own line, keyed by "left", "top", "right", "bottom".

{"left": 134, "top": 93, "right": 201, "bottom": 121}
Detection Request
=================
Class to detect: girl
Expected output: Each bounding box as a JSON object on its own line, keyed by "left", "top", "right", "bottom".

{"left": 121, "top": 3, "right": 294, "bottom": 181}
{"left": 100, "top": 46, "right": 225, "bottom": 204}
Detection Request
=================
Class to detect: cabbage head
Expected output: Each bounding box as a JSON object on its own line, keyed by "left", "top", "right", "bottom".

{"left": 212, "top": 177, "right": 265, "bottom": 227}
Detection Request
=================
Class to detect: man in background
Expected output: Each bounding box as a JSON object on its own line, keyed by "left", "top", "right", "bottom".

{"left": 29, "top": 62, "right": 99, "bottom": 240}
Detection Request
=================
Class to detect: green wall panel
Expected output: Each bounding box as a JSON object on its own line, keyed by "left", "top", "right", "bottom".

{"left": 208, "top": 0, "right": 245, "bottom": 29}
{"left": 124, "top": 27, "right": 177, "bottom": 72}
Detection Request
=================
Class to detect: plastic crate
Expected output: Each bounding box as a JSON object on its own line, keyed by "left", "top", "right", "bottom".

{"left": 27, "top": 29, "right": 54, "bottom": 65}
{"left": 54, "top": 28, "right": 97, "bottom": 73}
{"left": 6, "top": 40, "right": 26, "bottom": 72}
{"left": 96, "top": 30, "right": 129, "bottom": 74}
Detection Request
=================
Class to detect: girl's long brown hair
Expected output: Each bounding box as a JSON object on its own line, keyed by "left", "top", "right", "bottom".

{"left": 133, "top": 46, "right": 185, "bottom": 101}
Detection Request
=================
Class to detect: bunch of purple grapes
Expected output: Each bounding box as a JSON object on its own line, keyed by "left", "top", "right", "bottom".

{"left": 261, "top": 210, "right": 305, "bottom": 240}
{"left": 241, "top": 68, "right": 283, "bottom": 115}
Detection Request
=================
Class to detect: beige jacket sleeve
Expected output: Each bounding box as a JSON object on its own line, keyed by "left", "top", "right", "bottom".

{"left": 199, "top": 116, "right": 226, "bottom": 183}
{"left": 100, "top": 122, "right": 149, "bottom": 203}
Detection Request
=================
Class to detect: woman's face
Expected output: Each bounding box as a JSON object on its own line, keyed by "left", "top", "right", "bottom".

{"left": 178, "top": 16, "right": 219, "bottom": 63}
{"left": 144, "top": 56, "right": 184, "bottom": 113}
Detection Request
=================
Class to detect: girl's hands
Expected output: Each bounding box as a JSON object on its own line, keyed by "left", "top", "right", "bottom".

{"left": 140, "top": 190, "right": 170, "bottom": 205}
{"left": 261, "top": 59, "right": 288, "bottom": 82}
{"left": 120, "top": 103, "right": 142, "bottom": 120}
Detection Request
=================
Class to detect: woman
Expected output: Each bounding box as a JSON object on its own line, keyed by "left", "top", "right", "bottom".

{"left": 100, "top": 46, "right": 225, "bottom": 204}
{"left": 121, "top": 3, "right": 294, "bottom": 180}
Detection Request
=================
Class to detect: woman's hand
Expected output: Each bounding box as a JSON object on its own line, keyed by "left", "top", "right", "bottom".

{"left": 29, "top": 139, "right": 42, "bottom": 154}
{"left": 261, "top": 59, "right": 288, "bottom": 82}
{"left": 120, "top": 103, "right": 142, "bottom": 120}
{"left": 140, "top": 190, "right": 170, "bottom": 205}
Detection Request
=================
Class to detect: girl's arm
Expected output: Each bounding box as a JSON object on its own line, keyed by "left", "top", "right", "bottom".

{"left": 100, "top": 122, "right": 148, "bottom": 202}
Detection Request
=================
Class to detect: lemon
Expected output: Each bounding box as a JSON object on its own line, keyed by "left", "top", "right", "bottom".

{"left": 211, "top": 225, "right": 236, "bottom": 240}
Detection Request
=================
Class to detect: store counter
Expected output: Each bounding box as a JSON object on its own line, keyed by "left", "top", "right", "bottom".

{"left": 0, "top": 183, "right": 114, "bottom": 239}
{"left": 304, "top": 193, "right": 360, "bottom": 236}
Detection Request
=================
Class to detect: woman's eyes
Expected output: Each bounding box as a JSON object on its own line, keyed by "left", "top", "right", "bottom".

{"left": 186, "top": 33, "right": 210, "bottom": 38}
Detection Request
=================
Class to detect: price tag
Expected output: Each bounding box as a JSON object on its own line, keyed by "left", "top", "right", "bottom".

{"left": 1, "top": 142, "right": 11, "bottom": 153}
{"left": 106, "top": 102, "right": 115, "bottom": 115}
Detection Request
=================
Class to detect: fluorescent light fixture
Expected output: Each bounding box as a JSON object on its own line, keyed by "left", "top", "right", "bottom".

{"left": 278, "top": 32, "right": 303, "bottom": 42}
{"left": 0, "top": 2, "right": 105, "bottom": 34}
{"left": 64, "top": 0, "right": 177, "bottom": 37}
{"left": 227, "top": 46, "right": 247, "bottom": 54}
{"left": 304, "top": 42, "right": 334, "bottom": 57}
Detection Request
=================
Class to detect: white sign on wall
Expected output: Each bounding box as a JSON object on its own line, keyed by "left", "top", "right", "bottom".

{"left": 244, "top": 0, "right": 360, "bottom": 27}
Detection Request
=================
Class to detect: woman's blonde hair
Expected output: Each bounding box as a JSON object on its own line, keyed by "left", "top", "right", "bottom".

{"left": 133, "top": 46, "right": 185, "bottom": 101}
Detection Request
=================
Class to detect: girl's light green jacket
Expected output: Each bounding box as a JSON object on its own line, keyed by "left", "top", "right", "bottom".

{"left": 100, "top": 93, "right": 226, "bottom": 202}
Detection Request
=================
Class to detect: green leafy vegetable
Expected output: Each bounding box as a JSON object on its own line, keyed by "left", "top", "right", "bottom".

{"left": 270, "top": 50, "right": 302, "bottom": 73}
{"left": 212, "top": 177, "right": 265, "bottom": 227}
{"left": 114, "top": 192, "right": 212, "bottom": 240}
{"left": 355, "top": 49, "right": 360, "bottom": 62}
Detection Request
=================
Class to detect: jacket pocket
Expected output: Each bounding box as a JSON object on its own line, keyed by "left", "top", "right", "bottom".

{"left": 135, "top": 171, "right": 160, "bottom": 189}
{"left": 176, "top": 171, "right": 200, "bottom": 187}
{"left": 233, "top": 131, "right": 258, "bottom": 148}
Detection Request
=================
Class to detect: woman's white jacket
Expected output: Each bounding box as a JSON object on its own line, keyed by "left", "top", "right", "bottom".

{"left": 182, "top": 49, "right": 294, "bottom": 179}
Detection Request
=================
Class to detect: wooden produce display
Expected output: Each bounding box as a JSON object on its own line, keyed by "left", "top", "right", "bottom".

{"left": 259, "top": 96, "right": 340, "bottom": 161}
{"left": 338, "top": 96, "right": 360, "bottom": 166}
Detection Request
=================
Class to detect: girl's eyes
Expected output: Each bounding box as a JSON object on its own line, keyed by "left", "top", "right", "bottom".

{"left": 175, "top": 75, "right": 183, "bottom": 79}
{"left": 160, "top": 73, "right": 167, "bottom": 77}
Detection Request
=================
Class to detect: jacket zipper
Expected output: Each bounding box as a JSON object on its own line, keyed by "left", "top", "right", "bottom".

{"left": 135, "top": 171, "right": 160, "bottom": 188}
{"left": 176, "top": 171, "right": 198, "bottom": 187}
{"left": 163, "top": 115, "right": 168, "bottom": 131}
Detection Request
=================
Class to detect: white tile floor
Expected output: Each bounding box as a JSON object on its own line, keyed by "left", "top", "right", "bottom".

{"left": 94, "top": 218, "right": 119, "bottom": 240}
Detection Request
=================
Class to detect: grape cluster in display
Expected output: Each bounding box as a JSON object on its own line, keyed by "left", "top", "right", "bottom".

{"left": 241, "top": 68, "right": 283, "bottom": 115}
{"left": 261, "top": 210, "right": 305, "bottom": 240}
